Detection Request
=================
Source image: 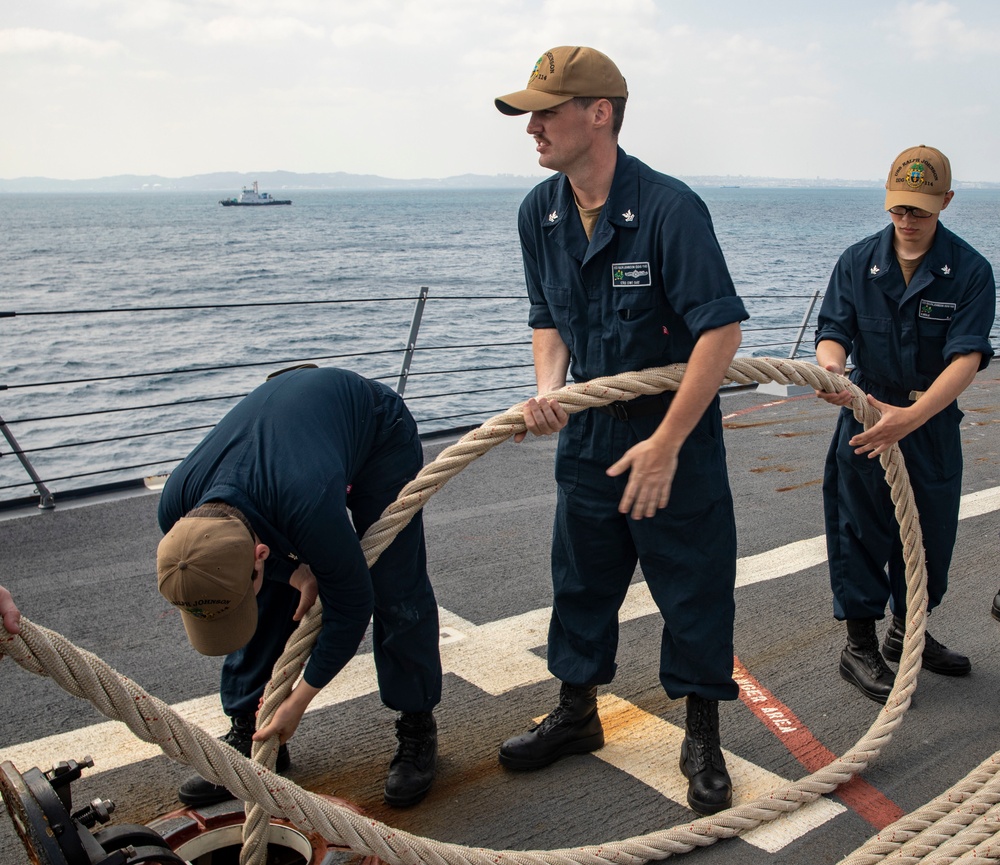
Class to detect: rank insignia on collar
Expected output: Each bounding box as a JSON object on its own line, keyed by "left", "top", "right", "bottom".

{"left": 941, "top": 265, "right": 951, "bottom": 275}
{"left": 548, "top": 211, "right": 559, "bottom": 223}
{"left": 622, "top": 209, "right": 635, "bottom": 222}
{"left": 870, "top": 265, "right": 880, "bottom": 275}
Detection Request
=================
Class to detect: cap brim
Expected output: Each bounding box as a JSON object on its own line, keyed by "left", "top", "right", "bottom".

{"left": 885, "top": 190, "right": 945, "bottom": 214}
{"left": 495, "top": 89, "right": 574, "bottom": 116}
{"left": 180, "top": 588, "right": 257, "bottom": 657}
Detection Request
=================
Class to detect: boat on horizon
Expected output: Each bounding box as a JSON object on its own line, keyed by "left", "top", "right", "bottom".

{"left": 219, "top": 180, "right": 291, "bottom": 206}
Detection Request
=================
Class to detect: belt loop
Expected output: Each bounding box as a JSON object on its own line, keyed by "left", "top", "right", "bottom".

{"left": 612, "top": 402, "right": 628, "bottom": 421}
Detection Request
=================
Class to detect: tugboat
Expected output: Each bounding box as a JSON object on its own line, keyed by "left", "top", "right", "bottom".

{"left": 219, "top": 180, "right": 291, "bottom": 206}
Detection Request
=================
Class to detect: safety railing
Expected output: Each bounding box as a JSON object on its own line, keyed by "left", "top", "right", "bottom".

{"left": 1, "top": 288, "right": 825, "bottom": 511}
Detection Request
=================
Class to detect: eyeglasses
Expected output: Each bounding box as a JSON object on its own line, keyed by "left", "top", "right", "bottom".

{"left": 888, "top": 205, "right": 933, "bottom": 219}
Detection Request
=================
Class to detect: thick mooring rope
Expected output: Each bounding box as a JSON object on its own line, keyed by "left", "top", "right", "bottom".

{"left": 0, "top": 358, "right": 953, "bottom": 865}
{"left": 837, "top": 752, "right": 1000, "bottom": 864}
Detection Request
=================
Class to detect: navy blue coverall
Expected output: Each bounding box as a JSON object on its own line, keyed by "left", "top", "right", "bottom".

{"left": 521, "top": 148, "right": 749, "bottom": 701}
{"left": 158, "top": 367, "right": 442, "bottom": 717}
{"left": 816, "top": 223, "right": 995, "bottom": 620}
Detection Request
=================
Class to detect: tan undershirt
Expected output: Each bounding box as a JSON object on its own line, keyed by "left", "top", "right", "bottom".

{"left": 576, "top": 202, "right": 604, "bottom": 241}
{"left": 896, "top": 250, "right": 927, "bottom": 286}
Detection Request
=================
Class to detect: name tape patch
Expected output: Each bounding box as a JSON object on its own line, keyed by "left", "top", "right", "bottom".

{"left": 612, "top": 261, "right": 651, "bottom": 288}
{"left": 919, "top": 299, "right": 956, "bottom": 321}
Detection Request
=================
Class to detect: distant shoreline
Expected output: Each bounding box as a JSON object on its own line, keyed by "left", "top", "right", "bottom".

{"left": 3, "top": 170, "right": 998, "bottom": 194}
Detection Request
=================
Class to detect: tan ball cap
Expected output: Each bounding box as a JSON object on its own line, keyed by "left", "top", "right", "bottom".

{"left": 885, "top": 145, "right": 952, "bottom": 213}
{"left": 495, "top": 46, "right": 628, "bottom": 116}
{"left": 157, "top": 516, "right": 257, "bottom": 656}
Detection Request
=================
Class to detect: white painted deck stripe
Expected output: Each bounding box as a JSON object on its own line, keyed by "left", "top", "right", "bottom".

{"left": 594, "top": 695, "right": 845, "bottom": 853}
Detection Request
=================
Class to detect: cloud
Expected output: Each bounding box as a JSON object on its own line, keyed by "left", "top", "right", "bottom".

{"left": 4, "top": 0, "right": 1000, "bottom": 181}
{"left": 887, "top": 1, "right": 1000, "bottom": 56}
{"left": 112, "top": 1, "right": 189, "bottom": 32}
{"left": 0, "top": 27, "right": 123, "bottom": 56}
{"left": 185, "top": 15, "right": 326, "bottom": 45}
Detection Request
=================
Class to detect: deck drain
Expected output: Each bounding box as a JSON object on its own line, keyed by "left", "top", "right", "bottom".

{"left": 150, "top": 796, "right": 382, "bottom": 865}
{"left": 171, "top": 823, "right": 311, "bottom": 865}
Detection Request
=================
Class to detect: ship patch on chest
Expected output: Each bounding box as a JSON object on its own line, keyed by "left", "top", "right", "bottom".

{"left": 612, "top": 261, "right": 651, "bottom": 288}
{"left": 918, "top": 299, "right": 956, "bottom": 321}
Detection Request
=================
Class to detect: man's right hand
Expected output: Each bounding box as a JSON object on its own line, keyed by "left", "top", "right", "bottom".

{"left": 515, "top": 396, "right": 569, "bottom": 443}
{"left": 815, "top": 363, "right": 853, "bottom": 407}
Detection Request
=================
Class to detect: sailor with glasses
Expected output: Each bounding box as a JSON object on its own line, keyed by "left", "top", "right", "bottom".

{"left": 814, "top": 145, "right": 995, "bottom": 702}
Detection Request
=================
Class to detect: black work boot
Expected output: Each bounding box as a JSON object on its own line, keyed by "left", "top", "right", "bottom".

{"left": 178, "top": 714, "right": 291, "bottom": 807}
{"left": 498, "top": 683, "right": 604, "bottom": 771}
{"left": 839, "top": 618, "right": 895, "bottom": 703}
{"left": 679, "top": 694, "right": 732, "bottom": 816}
{"left": 993, "top": 591, "right": 1000, "bottom": 622}
{"left": 881, "top": 615, "right": 971, "bottom": 676}
{"left": 384, "top": 711, "right": 437, "bottom": 807}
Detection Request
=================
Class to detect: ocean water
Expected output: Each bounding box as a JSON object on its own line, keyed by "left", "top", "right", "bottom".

{"left": 2, "top": 186, "right": 999, "bottom": 501}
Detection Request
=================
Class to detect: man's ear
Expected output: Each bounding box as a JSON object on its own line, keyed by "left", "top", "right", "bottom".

{"left": 592, "top": 98, "right": 613, "bottom": 130}
{"left": 255, "top": 542, "right": 270, "bottom": 562}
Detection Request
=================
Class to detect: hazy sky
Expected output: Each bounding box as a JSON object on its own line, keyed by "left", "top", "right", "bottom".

{"left": 4, "top": 0, "right": 1000, "bottom": 182}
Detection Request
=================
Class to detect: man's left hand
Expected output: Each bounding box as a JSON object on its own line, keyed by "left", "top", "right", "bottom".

{"left": 253, "top": 701, "right": 306, "bottom": 746}
{"left": 606, "top": 439, "right": 678, "bottom": 520}
{"left": 253, "top": 679, "right": 319, "bottom": 746}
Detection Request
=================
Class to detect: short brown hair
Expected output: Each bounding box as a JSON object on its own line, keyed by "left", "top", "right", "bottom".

{"left": 186, "top": 501, "right": 254, "bottom": 540}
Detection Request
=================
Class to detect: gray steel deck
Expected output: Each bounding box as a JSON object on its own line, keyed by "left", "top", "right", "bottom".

{"left": 2, "top": 375, "right": 1000, "bottom": 865}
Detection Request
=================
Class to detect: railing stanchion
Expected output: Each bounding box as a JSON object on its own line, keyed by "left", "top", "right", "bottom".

{"left": 787, "top": 288, "right": 822, "bottom": 359}
{"left": 0, "top": 414, "right": 55, "bottom": 509}
{"left": 396, "top": 286, "right": 429, "bottom": 396}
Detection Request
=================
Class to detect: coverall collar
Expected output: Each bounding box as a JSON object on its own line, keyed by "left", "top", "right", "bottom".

{"left": 541, "top": 146, "right": 640, "bottom": 264}
{"left": 867, "top": 222, "right": 957, "bottom": 306}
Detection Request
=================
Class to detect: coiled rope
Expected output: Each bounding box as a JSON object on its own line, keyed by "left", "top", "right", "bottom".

{"left": 0, "top": 358, "right": 953, "bottom": 865}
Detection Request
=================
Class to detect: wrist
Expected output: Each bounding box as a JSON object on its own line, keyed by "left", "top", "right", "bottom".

{"left": 289, "top": 681, "right": 321, "bottom": 709}
{"left": 646, "top": 424, "right": 684, "bottom": 456}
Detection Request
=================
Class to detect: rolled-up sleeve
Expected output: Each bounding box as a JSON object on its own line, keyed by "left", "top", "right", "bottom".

{"left": 520, "top": 206, "right": 555, "bottom": 330}
{"left": 815, "top": 254, "right": 857, "bottom": 355}
{"left": 943, "top": 259, "right": 996, "bottom": 369}
{"left": 663, "top": 193, "right": 748, "bottom": 338}
{"left": 685, "top": 296, "right": 751, "bottom": 340}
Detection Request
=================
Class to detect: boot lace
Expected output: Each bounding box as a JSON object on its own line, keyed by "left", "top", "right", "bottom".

{"left": 686, "top": 702, "right": 726, "bottom": 773}
{"left": 221, "top": 716, "right": 255, "bottom": 755}
{"left": 395, "top": 715, "right": 434, "bottom": 765}
{"left": 861, "top": 646, "right": 893, "bottom": 678}
{"left": 532, "top": 689, "right": 581, "bottom": 734}
{"left": 924, "top": 631, "right": 947, "bottom": 653}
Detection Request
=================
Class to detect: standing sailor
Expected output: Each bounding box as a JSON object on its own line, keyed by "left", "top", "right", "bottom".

{"left": 815, "top": 145, "right": 995, "bottom": 701}
{"left": 494, "top": 46, "right": 748, "bottom": 815}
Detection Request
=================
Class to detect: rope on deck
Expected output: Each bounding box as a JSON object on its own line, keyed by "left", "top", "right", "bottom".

{"left": 0, "top": 357, "right": 959, "bottom": 865}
